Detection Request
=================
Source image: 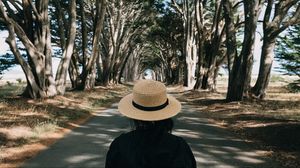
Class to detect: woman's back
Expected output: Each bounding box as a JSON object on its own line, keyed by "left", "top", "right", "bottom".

{"left": 105, "top": 80, "right": 196, "bottom": 168}
{"left": 105, "top": 130, "right": 196, "bottom": 168}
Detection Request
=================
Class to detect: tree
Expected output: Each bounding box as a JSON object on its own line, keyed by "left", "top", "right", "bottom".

{"left": 226, "top": 0, "right": 264, "bottom": 101}
{"left": 55, "top": 0, "right": 77, "bottom": 94}
{"left": 98, "top": 0, "right": 158, "bottom": 86}
{"left": 223, "top": 0, "right": 238, "bottom": 97}
{"left": 171, "top": 0, "right": 227, "bottom": 90}
{"left": 122, "top": 43, "right": 144, "bottom": 83}
{"left": 275, "top": 24, "right": 300, "bottom": 77}
{"left": 79, "top": 0, "right": 107, "bottom": 90}
{"left": 0, "top": 0, "right": 57, "bottom": 98}
{"left": 171, "top": 0, "right": 198, "bottom": 88}
{"left": 146, "top": 8, "right": 184, "bottom": 85}
{"left": 193, "top": 0, "right": 226, "bottom": 91}
{"left": 50, "top": 0, "right": 107, "bottom": 91}
{"left": 251, "top": 0, "right": 300, "bottom": 99}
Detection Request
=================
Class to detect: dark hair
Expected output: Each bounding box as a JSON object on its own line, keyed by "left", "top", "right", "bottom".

{"left": 131, "top": 118, "right": 174, "bottom": 143}
{"left": 132, "top": 118, "right": 174, "bottom": 133}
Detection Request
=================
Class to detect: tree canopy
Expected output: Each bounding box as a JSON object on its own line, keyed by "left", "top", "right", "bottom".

{"left": 0, "top": 0, "right": 299, "bottom": 100}
{"left": 276, "top": 25, "right": 300, "bottom": 77}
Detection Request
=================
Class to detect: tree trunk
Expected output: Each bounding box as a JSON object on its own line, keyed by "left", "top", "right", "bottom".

{"left": 96, "top": 53, "right": 103, "bottom": 84}
{"left": 79, "top": 0, "right": 88, "bottom": 73}
{"left": 79, "top": 0, "right": 106, "bottom": 90}
{"left": 185, "top": 28, "right": 197, "bottom": 88}
{"left": 53, "top": 0, "right": 66, "bottom": 49}
{"left": 0, "top": 0, "right": 57, "bottom": 99}
{"left": 223, "top": 0, "right": 237, "bottom": 100}
{"left": 68, "top": 53, "right": 80, "bottom": 88}
{"left": 55, "top": 0, "right": 77, "bottom": 95}
{"left": 251, "top": 38, "right": 276, "bottom": 98}
{"left": 5, "top": 25, "right": 45, "bottom": 98}
{"left": 122, "top": 46, "right": 140, "bottom": 83}
{"left": 118, "top": 47, "right": 133, "bottom": 84}
{"left": 172, "top": 0, "right": 197, "bottom": 88}
{"left": 251, "top": 0, "right": 300, "bottom": 99}
{"left": 201, "top": 0, "right": 223, "bottom": 91}
{"left": 226, "top": 0, "right": 262, "bottom": 101}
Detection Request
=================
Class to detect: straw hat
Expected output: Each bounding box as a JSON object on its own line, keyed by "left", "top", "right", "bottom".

{"left": 118, "top": 80, "right": 181, "bottom": 121}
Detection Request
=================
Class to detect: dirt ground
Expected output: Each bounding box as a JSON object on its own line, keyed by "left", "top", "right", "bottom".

{"left": 0, "top": 84, "right": 131, "bottom": 168}
{"left": 172, "top": 79, "right": 300, "bottom": 168}
{"left": 0, "top": 77, "right": 299, "bottom": 168}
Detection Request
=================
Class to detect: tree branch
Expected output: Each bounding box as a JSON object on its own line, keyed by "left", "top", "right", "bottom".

{"left": 273, "top": 3, "right": 300, "bottom": 36}
{"left": 263, "top": 0, "right": 274, "bottom": 28}
{"left": 233, "top": 0, "right": 243, "bottom": 9}
{"left": 28, "top": 0, "right": 41, "bottom": 20}
{"left": 171, "top": 0, "right": 183, "bottom": 15}
{"left": 2, "top": 0, "right": 22, "bottom": 23}
{"left": 8, "top": 0, "right": 22, "bottom": 12}
{"left": 0, "top": 1, "right": 44, "bottom": 67}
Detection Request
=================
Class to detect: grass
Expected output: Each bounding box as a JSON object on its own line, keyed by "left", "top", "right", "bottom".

{"left": 0, "top": 83, "right": 24, "bottom": 98}
{"left": 90, "top": 92, "right": 121, "bottom": 107}
{"left": 0, "top": 83, "right": 131, "bottom": 168}
{"left": 31, "top": 121, "right": 58, "bottom": 139}
{"left": 287, "top": 80, "right": 300, "bottom": 93}
{"left": 175, "top": 80, "right": 300, "bottom": 168}
{"left": 270, "top": 74, "right": 286, "bottom": 82}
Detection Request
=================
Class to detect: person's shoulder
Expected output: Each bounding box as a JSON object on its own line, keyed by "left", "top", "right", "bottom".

{"left": 112, "top": 131, "right": 135, "bottom": 143}
{"left": 160, "top": 133, "right": 188, "bottom": 147}
{"left": 167, "top": 133, "right": 191, "bottom": 148}
{"left": 167, "top": 133, "right": 186, "bottom": 142}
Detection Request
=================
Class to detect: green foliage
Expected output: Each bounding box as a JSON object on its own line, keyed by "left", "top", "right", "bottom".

{"left": 287, "top": 80, "right": 300, "bottom": 93}
{"left": 142, "top": 7, "right": 183, "bottom": 71}
{"left": 270, "top": 75, "right": 285, "bottom": 82}
{"left": 0, "top": 83, "right": 24, "bottom": 98}
{"left": 0, "top": 53, "right": 16, "bottom": 78}
{"left": 16, "top": 78, "right": 23, "bottom": 84}
{"left": 275, "top": 25, "right": 300, "bottom": 77}
{"left": 89, "top": 92, "right": 120, "bottom": 107}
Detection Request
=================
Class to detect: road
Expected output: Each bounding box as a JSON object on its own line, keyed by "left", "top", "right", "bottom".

{"left": 22, "top": 102, "right": 279, "bottom": 168}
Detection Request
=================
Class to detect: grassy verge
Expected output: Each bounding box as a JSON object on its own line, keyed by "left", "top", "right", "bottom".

{"left": 0, "top": 83, "right": 131, "bottom": 168}
{"left": 176, "top": 82, "right": 300, "bottom": 168}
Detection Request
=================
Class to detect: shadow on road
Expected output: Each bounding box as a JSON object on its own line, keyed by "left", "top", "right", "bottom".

{"left": 22, "top": 103, "right": 279, "bottom": 168}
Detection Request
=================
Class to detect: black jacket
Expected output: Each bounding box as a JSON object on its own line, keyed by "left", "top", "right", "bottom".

{"left": 105, "top": 130, "right": 196, "bottom": 168}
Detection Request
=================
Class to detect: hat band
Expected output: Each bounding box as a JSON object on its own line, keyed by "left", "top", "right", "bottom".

{"left": 132, "top": 99, "right": 169, "bottom": 111}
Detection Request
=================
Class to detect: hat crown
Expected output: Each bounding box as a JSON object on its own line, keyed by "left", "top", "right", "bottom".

{"left": 133, "top": 80, "right": 167, "bottom": 107}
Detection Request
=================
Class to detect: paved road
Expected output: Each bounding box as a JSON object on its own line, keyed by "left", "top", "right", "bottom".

{"left": 22, "top": 103, "right": 279, "bottom": 168}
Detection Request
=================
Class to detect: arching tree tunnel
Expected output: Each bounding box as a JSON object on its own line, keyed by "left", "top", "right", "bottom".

{"left": 1, "top": 0, "right": 297, "bottom": 100}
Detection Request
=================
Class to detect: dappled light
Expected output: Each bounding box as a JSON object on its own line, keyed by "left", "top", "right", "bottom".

{"left": 1, "top": 78, "right": 299, "bottom": 167}
{"left": 0, "top": 0, "right": 300, "bottom": 167}
{"left": 22, "top": 104, "right": 129, "bottom": 167}
{"left": 171, "top": 105, "right": 277, "bottom": 167}
{"left": 0, "top": 85, "right": 131, "bottom": 167}
{"left": 21, "top": 101, "right": 279, "bottom": 168}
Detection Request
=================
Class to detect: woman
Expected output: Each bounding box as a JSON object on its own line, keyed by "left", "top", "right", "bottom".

{"left": 105, "top": 80, "right": 196, "bottom": 168}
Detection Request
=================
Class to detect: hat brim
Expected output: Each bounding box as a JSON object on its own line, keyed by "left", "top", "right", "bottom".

{"left": 118, "top": 94, "right": 181, "bottom": 121}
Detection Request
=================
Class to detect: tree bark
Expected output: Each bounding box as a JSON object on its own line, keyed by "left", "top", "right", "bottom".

{"left": 55, "top": 0, "right": 77, "bottom": 95}
{"left": 251, "top": 0, "right": 300, "bottom": 98}
{"left": 68, "top": 53, "right": 80, "bottom": 88}
{"left": 79, "top": 0, "right": 107, "bottom": 90}
{"left": 251, "top": 38, "right": 275, "bottom": 98}
{"left": 226, "top": 0, "right": 262, "bottom": 101}
{"left": 5, "top": 24, "right": 45, "bottom": 98}
{"left": 0, "top": 0, "right": 57, "bottom": 99}
{"left": 172, "top": 0, "right": 197, "bottom": 88}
